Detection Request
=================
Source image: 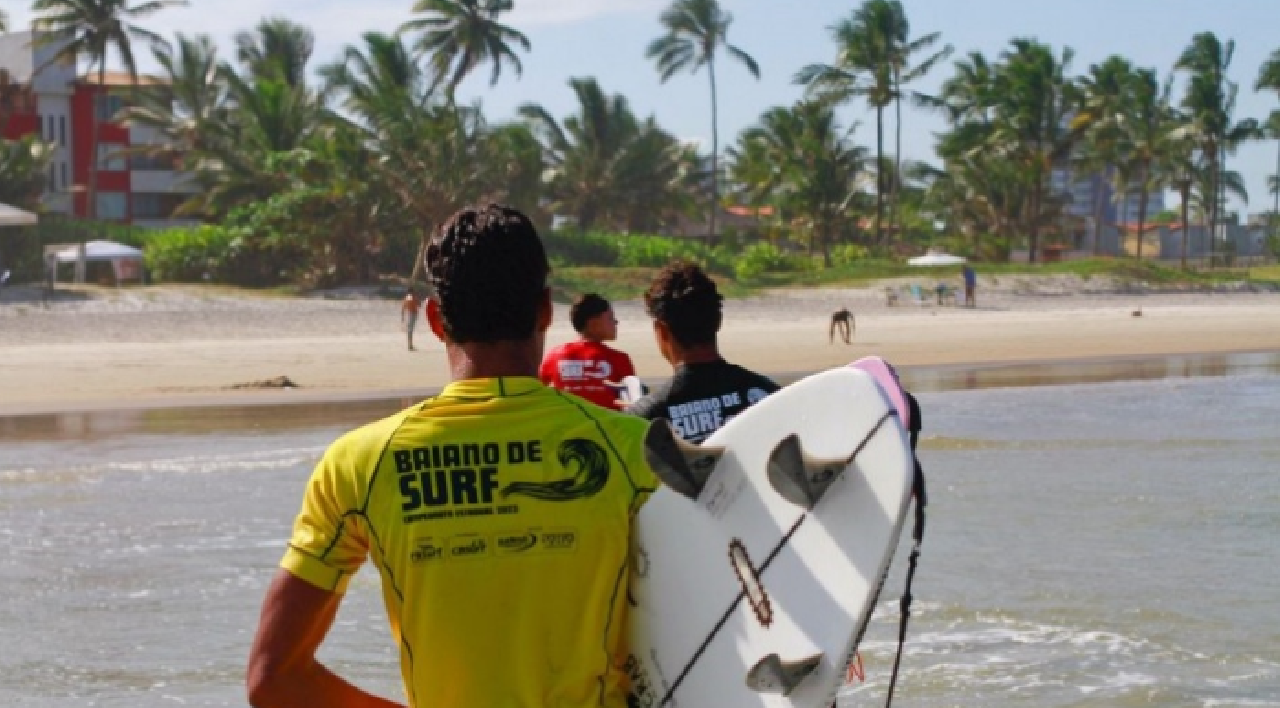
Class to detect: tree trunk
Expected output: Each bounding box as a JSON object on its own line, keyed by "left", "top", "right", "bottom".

{"left": 1208, "top": 144, "right": 1220, "bottom": 258}
{"left": 874, "top": 104, "right": 884, "bottom": 244}
{"left": 708, "top": 58, "right": 719, "bottom": 247}
{"left": 1135, "top": 162, "right": 1150, "bottom": 261}
{"left": 1091, "top": 170, "right": 1105, "bottom": 256}
{"left": 893, "top": 68, "right": 902, "bottom": 246}
{"left": 87, "top": 61, "right": 105, "bottom": 221}
{"left": 1273, "top": 141, "right": 1280, "bottom": 242}
{"left": 1028, "top": 174, "right": 1041, "bottom": 263}
{"left": 1180, "top": 183, "right": 1191, "bottom": 270}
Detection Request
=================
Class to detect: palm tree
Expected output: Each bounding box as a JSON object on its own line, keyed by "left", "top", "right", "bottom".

{"left": 520, "top": 78, "right": 639, "bottom": 232}
{"left": 522, "top": 78, "right": 693, "bottom": 233}
{"left": 400, "top": 0, "right": 530, "bottom": 102}
{"left": 325, "top": 31, "right": 502, "bottom": 286}
{"left": 728, "top": 100, "right": 867, "bottom": 265}
{"left": 883, "top": 2, "right": 950, "bottom": 240}
{"left": 647, "top": 0, "right": 759, "bottom": 245}
{"left": 1175, "top": 33, "right": 1258, "bottom": 243}
{"left": 1074, "top": 56, "right": 1137, "bottom": 254}
{"left": 989, "top": 39, "right": 1081, "bottom": 262}
{"left": 187, "top": 60, "right": 328, "bottom": 216}
{"left": 32, "top": 0, "right": 187, "bottom": 219}
{"left": 1256, "top": 49, "right": 1280, "bottom": 242}
{"left": 1118, "top": 69, "right": 1179, "bottom": 260}
{"left": 796, "top": 1, "right": 896, "bottom": 245}
{"left": 235, "top": 17, "right": 315, "bottom": 88}
{"left": 117, "top": 33, "right": 227, "bottom": 166}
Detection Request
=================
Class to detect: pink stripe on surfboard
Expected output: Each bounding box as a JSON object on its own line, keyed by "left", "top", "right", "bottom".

{"left": 849, "top": 356, "right": 910, "bottom": 428}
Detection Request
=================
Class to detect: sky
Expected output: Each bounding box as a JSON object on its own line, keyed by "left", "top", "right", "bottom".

{"left": 9, "top": 0, "right": 1280, "bottom": 214}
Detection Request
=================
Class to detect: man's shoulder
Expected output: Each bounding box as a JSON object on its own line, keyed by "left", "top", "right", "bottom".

{"left": 625, "top": 378, "right": 674, "bottom": 420}
{"left": 721, "top": 362, "right": 779, "bottom": 392}
{"left": 325, "top": 405, "right": 418, "bottom": 464}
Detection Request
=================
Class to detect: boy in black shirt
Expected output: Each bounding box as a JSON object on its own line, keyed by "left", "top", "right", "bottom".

{"left": 626, "top": 261, "right": 779, "bottom": 443}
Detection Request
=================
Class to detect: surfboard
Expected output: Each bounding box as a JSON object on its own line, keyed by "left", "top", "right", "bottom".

{"left": 628, "top": 366, "right": 915, "bottom": 708}
{"left": 849, "top": 356, "right": 911, "bottom": 428}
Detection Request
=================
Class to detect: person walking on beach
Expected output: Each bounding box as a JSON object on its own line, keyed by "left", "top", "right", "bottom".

{"left": 829, "top": 307, "right": 854, "bottom": 344}
{"left": 963, "top": 265, "right": 977, "bottom": 308}
{"left": 400, "top": 288, "right": 421, "bottom": 350}
{"left": 247, "top": 205, "right": 660, "bottom": 708}
{"left": 540, "top": 293, "right": 637, "bottom": 410}
{"left": 627, "top": 261, "right": 779, "bottom": 443}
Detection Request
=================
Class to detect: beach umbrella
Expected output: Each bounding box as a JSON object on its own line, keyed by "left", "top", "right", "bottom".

{"left": 0, "top": 202, "right": 38, "bottom": 228}
{"left": 907, "top": 251, "right": 966, "bottom": 267}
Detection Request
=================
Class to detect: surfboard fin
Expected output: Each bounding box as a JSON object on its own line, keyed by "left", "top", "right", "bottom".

{"left": 767, "top": 434, "right": 853, "bottom": 510}
{"left": 745, "top": 652, "right": 824, "bottom": 696}
{"left": 643, "top": 420, "right": 724, "bottom": 500}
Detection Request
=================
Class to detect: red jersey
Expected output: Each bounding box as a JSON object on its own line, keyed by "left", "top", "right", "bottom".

{"left": 540, "top": 340, "right": 637, "bottom": 410}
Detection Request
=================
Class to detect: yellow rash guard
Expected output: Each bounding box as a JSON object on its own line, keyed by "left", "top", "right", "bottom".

{"left": 281, "top": 377, "right": 658, "bottom": 708}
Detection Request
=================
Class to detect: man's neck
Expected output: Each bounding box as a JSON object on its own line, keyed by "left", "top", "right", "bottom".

{"left": 446, "top": 341, "right": 542, "bottom": 380}
{"left": 669, "top": 343, "right": 721, "bottom": 368}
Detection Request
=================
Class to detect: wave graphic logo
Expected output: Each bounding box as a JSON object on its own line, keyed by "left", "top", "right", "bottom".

{"left": 500, "top": 438, "right": 610, "bottom": 502}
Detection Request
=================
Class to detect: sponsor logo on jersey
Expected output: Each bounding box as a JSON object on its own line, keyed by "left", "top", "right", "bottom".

{"left": 540, "top": 529, "right": 577, "bottom": 552}
{"left": 495, "top": 531, "right": 539, "bottom": 554}
{"left": 410, "top": 538, "right": 444, "bottom": 564}
{"left": 448, "top": 534, "right": 490, "bottom": 560}
{"left": 557, "top": 359, "right": 613, "bottom": 381}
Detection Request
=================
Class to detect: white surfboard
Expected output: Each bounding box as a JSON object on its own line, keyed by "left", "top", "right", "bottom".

{"left": 628, "top": 367, "right": 915, "bottom": 708}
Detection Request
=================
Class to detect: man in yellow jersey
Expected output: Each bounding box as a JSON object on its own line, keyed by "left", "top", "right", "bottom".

{"left": 247, "top": 204, "right": 659, "bottom": 708}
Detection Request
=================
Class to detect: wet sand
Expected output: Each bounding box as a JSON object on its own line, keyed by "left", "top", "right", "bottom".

{"left": 2, "top": 279, "right": 1278, "bottom": 415}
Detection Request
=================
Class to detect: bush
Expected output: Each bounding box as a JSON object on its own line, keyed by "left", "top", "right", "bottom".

{"left": 542, "top": 230, "right": 735, "bottom": 275}
{"left": 733, "top": 241, "right": 807, "bottom": 280}
{"left": 140, "top": 225, "right": 239, "bottom": 283}
{"left": 829, "top": 243, "right": 870, "bottom": 267}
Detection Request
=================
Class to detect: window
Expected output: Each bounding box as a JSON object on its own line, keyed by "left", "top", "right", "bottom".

{"left": 96, "top": 192, "right": 128, "bottom": 220}
{"left": 96, "top": 94, "right": 125, "bottom": 121}
{"left": 130, "top": 152, "right": 175, "bottom": 170}
{"left": 97, "top": 145, "right": 127, "bottom": 171}
{"left": 131, "top": 193, "right": 182, "bottom": 219}
{"left": 60, "top": 162, "right": 68, "bottom": 188}
{"left": 59, "top": 116, "right": 67, "bottom": 146}
{"left": 48, "top": 165, "right": 56, "bottom": 191}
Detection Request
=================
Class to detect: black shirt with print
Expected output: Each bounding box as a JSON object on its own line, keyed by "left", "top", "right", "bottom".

{"left": 626, "top": 359, "right": 780, "bottom": 443}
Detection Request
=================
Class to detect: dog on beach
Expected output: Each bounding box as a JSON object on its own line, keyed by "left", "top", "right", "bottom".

{"left": 829, "top": 307, "right": 854, "bottom": 344}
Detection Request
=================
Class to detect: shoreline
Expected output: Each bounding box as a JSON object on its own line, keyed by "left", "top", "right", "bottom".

{"left": 3, "top": 347, "right": 1278, "bottom": 419}
{"left": 3, "top": 284, "right": 1279, "bottom": 417}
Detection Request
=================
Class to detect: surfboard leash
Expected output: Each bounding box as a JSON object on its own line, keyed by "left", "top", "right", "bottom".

{"left": 883, "top": 392, "right": 928, "bottom": 708}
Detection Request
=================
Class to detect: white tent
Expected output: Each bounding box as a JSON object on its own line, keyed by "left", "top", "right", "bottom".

{"left": 52, "top": 240, "right": 145, "bottom": 284}
{"left": 0, "top": 203, "right": 38, "bottom": 227}
{"left": 908, "top": 250, "right": 967, "bottom": 267}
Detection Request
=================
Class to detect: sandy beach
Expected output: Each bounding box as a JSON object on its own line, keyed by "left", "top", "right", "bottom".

{"left": 2, "top": 274, "right": 1278, "bottom": 415}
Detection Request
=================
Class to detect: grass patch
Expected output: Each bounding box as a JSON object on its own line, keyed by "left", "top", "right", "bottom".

{"left": 550, "top": 267, "right": 662, "bottom": 302}
{"left": 550, "top": 266, "right": 753, "bottom": 302}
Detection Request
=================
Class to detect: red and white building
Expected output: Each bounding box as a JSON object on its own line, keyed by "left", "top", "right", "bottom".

{"left": 0, "top": 30, "right": 199, "bottom": 227}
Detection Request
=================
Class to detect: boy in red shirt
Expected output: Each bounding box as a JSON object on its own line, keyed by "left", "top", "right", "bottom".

{"left": 540, "top": 294, "right": 636, "bottom": 409}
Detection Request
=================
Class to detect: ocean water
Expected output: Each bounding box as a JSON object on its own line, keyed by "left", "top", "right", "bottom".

{"left": 1, "top": 371, "right": 1278, "bottom": 707}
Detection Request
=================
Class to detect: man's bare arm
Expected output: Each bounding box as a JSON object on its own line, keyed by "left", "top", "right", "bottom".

{"left": 247, "top": 569, "right": 404, "bottom": 708}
